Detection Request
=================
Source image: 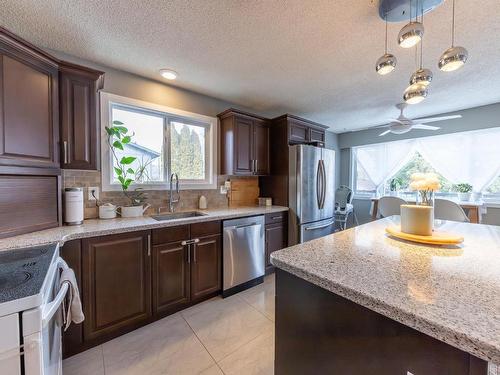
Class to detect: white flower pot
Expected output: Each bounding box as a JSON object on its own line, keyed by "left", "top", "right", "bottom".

{"left": 457, "top": 192, "right": 472, "bottom": 202}
{"left": 118, "top": 204, "right": 150, "bottom": 218}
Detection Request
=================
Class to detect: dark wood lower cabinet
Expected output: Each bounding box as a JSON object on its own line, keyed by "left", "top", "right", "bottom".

{"left": 275, "top": 269, "right": 488, "bottom": 375}
{"left": 82, "top": 231, "right": 152, "bottom": 343}
{"left": 60, "top": 239, "right": 83, "bottom": 358}
{"left": 265, "top": 213, "right": 288, "bottom": 274}
{"left": 63, "top": 222, "right": 223, "bottom": 357}
{"left": 191, "top": 234, "right": 221, "bottom": 300}
{"left": 152, "top": 240, "right": 190, "bottom": 315}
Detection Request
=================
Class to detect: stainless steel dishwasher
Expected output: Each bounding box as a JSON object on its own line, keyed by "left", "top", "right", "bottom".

{"left": 222, "top": 215, "right": 265, "bottom": 297}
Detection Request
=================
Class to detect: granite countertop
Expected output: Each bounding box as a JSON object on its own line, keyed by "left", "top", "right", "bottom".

{"left": 0, "top": 206, "right": 288, "bottom": 252}
{"left": 271, "top": 216, "right": 500, "bottom": 364}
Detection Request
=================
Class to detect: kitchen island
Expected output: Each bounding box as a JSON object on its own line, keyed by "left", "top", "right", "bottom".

{"left": 271, "top": 217, "right": 499, "bottom": 375}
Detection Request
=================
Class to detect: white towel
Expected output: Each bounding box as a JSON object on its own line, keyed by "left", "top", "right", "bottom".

{"left": 60, "top": 267, "right": 85, "bottom": 331}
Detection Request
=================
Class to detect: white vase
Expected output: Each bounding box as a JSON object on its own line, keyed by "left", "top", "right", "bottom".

{"left": 118, "top": 204, "right": 150, "bottom": 218}
{"left": 400, "top": 204, "right": 434, "bottom": 236}
{"left": 457, "top": 192, "right": 472, "bottom": 202}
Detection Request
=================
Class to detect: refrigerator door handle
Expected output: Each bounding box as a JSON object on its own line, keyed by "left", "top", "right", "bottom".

{"left": 316, "top": 160, "right": 322, "bottom": 209}
{"left": 304, "top": 219, "right": 335, "bottom": 231}
{"left": 320, "top": 159, "right": 326, "bottom": 209}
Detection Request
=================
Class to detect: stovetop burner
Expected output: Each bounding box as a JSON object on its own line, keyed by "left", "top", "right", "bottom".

{"left": 0, "top": 243, "right": 58, "bottom": 306}
{"left": 0, "top": 271, "right": 32, "bottom": 291}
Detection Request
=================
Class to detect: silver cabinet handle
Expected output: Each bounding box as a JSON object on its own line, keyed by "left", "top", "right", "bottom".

{"left": 187, "top": 244, "right": 191, "bottom": 264}
{"left": 63, "top": 141, "right": 68, "bottom": 164}
{"left": 147, "top": 234, "right": 151, "bottom": 256}
{"left": 271, "top": 216, "right": 282, "bottom": 220}
{"left": 304, "top": 220, "right": 334, "bottom": 231}
{"left": 255, "top": 159, "right": 258, "bottom": 174}
{"left": 181, "top": 238, "right": 200, "bottom": 245}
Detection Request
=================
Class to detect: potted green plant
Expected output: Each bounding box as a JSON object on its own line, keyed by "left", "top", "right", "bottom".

{"left": 106, "top": 121, "right": 150, "bottom": 217}
{"left": 389, "top": 177, "right": 403, "bottom": 196}
{"left": 453, "top": 183, "right": 473, "bottom": 202}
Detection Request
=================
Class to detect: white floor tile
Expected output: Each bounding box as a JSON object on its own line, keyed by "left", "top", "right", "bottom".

{"left": 102, "top": 313, "right": 215, "bottom": 375}
{"left": 218, "top": 327, "right": 275, "bottom": 375}
{"left": 182, "top": 294, "right": 273, "bottom": 361}
{"left": 62, "top": 346, "right": 104, "bottom": 375}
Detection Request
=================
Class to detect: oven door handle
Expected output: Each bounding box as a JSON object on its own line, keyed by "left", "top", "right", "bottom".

{"left": 41, "top": 258, "right": 69, "bottom": 328}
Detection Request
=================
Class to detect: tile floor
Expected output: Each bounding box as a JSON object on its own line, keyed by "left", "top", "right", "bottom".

{"left": 63, "top": 274, "right": 276, "bottom": 375}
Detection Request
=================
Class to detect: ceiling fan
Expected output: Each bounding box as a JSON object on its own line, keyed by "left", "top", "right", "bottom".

{"left": 377, "top": 103, "right": 462, "bottom": 136}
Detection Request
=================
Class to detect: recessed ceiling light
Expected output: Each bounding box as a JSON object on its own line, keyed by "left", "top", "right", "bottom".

{"left": 159, "top": 69, "right": 178, "bottom": 80}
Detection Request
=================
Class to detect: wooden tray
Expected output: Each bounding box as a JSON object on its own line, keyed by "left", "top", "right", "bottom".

{"left": 385, "top": 225, "right": 464, "bottom": 245}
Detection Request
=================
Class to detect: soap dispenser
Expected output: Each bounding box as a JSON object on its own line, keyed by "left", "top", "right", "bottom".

{"left": 199, "top": 195, "right": 207, "bottom": 210}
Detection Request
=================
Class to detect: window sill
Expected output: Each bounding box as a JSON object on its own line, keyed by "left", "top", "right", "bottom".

{"left": 102, "top": 182, "right": 218, "bottom": 192}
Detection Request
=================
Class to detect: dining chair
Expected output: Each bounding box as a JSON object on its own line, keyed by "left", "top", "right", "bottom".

{"left": 334, "top": 185, "right": 359, "bottom": 230}
{"left": 377, "top": 196, "right": 407, "bottom": 218}
{"left": 434, "top": 199, "right": 470, "bottom": 222}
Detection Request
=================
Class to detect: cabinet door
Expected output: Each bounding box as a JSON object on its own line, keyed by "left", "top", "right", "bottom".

{"left": 288, "top": 121, "right": 308, "bottom": 144}
{"left": 265, "top": 223, "right": 287, "bottom": 273}
{"left": 191, "top": 234, "right": 221, "bottom": 300}
{"left": 309, "top": 127, "right": 325, "bottom": 143}
{"left": 0, "top": 53, "right": 59, "bottom": 168}
{"left": 234, "top": 117, "right": 254, "bottom": 175}
{"left": 82, "top": 231, "right": 151, "bottom": 342}
{"left": 152, "top": 240, "right": 190, "bottom": 315}
{"left": 60, "top": 239, "right": 83, "bottom": 358}
{"left": 60, "top": 64, "right": 103, "bottom": 170}
{"left": 253, "top": 121, "right": 270, "bottom": 175}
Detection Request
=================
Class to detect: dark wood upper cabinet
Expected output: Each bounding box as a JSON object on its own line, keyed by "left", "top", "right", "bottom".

{"left": 59, "top": 61, "right": 104, "bottom": 170}
{"left": 288, "top": 120, "right": 309, "bottom": 144}
{"left": 218, "top": 109, "right": 270, "bottom": 176}
{"left": 274, "top": 114, "right": 328, "bottom": 146}
{"left": 152, "top": 240, "right": 190, "bottom": 315}
{"left": 191, "top": 234, "right": 221, "bottom": 301}
{"left": 82, "top": 231, "right": 152, "bottom": 343}
{"left": 0, "top": 28, "right": 59, "bottom": 169}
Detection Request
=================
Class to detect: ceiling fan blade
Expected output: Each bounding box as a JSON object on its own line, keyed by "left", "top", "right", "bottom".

{"left": 388, "top": 118, "right": 405, "bottom": 124}
{"left": 379, "top": 129, "right": 392, "bottom": 136}
{"left": 413, "top": 115, "right": 462, "bottom": 124}
{"left": 412, "top": 124, "right": 441, "bottom": 130}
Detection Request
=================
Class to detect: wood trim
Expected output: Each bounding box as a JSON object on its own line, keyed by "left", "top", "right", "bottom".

{"left": 272, "top": 113, "right": 329, "bottom": 130}
{"left": 217, "top": 107, "right": 268, "bottom": 121}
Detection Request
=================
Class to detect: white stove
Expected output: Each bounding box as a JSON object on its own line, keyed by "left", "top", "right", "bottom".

{"left": 0, "top": 244, "right": 69, "bottom": 375}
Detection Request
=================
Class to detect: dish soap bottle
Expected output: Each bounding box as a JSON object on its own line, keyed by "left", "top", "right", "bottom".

{"left": 199, "top": 195, "right": 207, "bottom": 210}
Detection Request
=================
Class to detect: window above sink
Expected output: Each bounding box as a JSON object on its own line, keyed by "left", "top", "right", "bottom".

{"left": 100, "top": 92, "right": 218, "bottom": 191}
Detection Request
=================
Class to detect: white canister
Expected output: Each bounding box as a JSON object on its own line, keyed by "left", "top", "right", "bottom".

{"left": 64, "top": 188, "right": 84, "bottom": 225}
{"left": 400, "top": 204, "right": 433, "bottom": 236}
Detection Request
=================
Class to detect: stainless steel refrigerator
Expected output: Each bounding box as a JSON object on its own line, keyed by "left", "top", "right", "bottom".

{"left": 288, "top": 144, "right": 335, "bottom": 245}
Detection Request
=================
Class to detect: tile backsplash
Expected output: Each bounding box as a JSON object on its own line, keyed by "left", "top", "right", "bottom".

{"left": 63, "top": 170, "right": 235, "bottom": 219}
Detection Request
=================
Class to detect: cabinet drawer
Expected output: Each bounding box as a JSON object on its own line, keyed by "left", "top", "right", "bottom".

{"left": 265, "top": 211, "right": 287, "bottom": 224}
{"left": 191, "top": 220, "right": 221, "bottom": 238}
{"left": 152, "top": 225, "right": 190, "bottom": 245}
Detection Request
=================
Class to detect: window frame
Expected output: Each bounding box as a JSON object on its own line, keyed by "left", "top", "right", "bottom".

{"left": 100, "top": 92, "right": 218, "bottom": 191}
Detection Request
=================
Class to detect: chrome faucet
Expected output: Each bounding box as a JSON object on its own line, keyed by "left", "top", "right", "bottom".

{"left": 168, "top": 173, "right": 180, "bottom": 212}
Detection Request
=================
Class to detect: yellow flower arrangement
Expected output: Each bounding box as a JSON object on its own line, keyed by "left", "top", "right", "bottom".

{"left": 409, "top": 172, "right": 441, "bottom": 205}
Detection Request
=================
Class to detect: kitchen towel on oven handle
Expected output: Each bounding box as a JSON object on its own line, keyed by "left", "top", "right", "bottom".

{"left": 59, "top": 258, "right": 85, "bottom": 330}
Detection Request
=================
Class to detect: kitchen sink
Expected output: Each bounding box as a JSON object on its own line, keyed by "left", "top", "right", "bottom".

{"left": 151, "top": 211, "right": 209, "bottom": 221}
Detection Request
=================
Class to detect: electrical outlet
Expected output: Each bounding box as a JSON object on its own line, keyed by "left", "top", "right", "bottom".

{"left": 220, "top": 185, "right": 228, "bottom": 194}
{"left": 88, "top": 186, "right": 99, "bottom": 201}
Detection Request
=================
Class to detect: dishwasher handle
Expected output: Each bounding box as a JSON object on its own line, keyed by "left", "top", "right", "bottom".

{"left": 225, "top": 222, "right": 260, "bottom": 230}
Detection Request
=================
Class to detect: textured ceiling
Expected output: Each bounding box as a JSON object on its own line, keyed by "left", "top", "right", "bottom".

{"left": 2, "top": 0, "right": 500, "bottom": 132}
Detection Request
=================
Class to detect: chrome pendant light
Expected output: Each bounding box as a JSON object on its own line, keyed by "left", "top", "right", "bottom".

{"left": 398, "top": 0, "right": 424, "bottom": 48}
{"left": 376, "top": 14, "right": 397, "bottom": 75}
{"left": 439, "top": 0, "right": 468, "bottom": 71}
{"left": 404, "top": 83, "right": 428, "bottom": 104}
{"left": 410, "top": 4, "right": 433, "bottom": 86}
